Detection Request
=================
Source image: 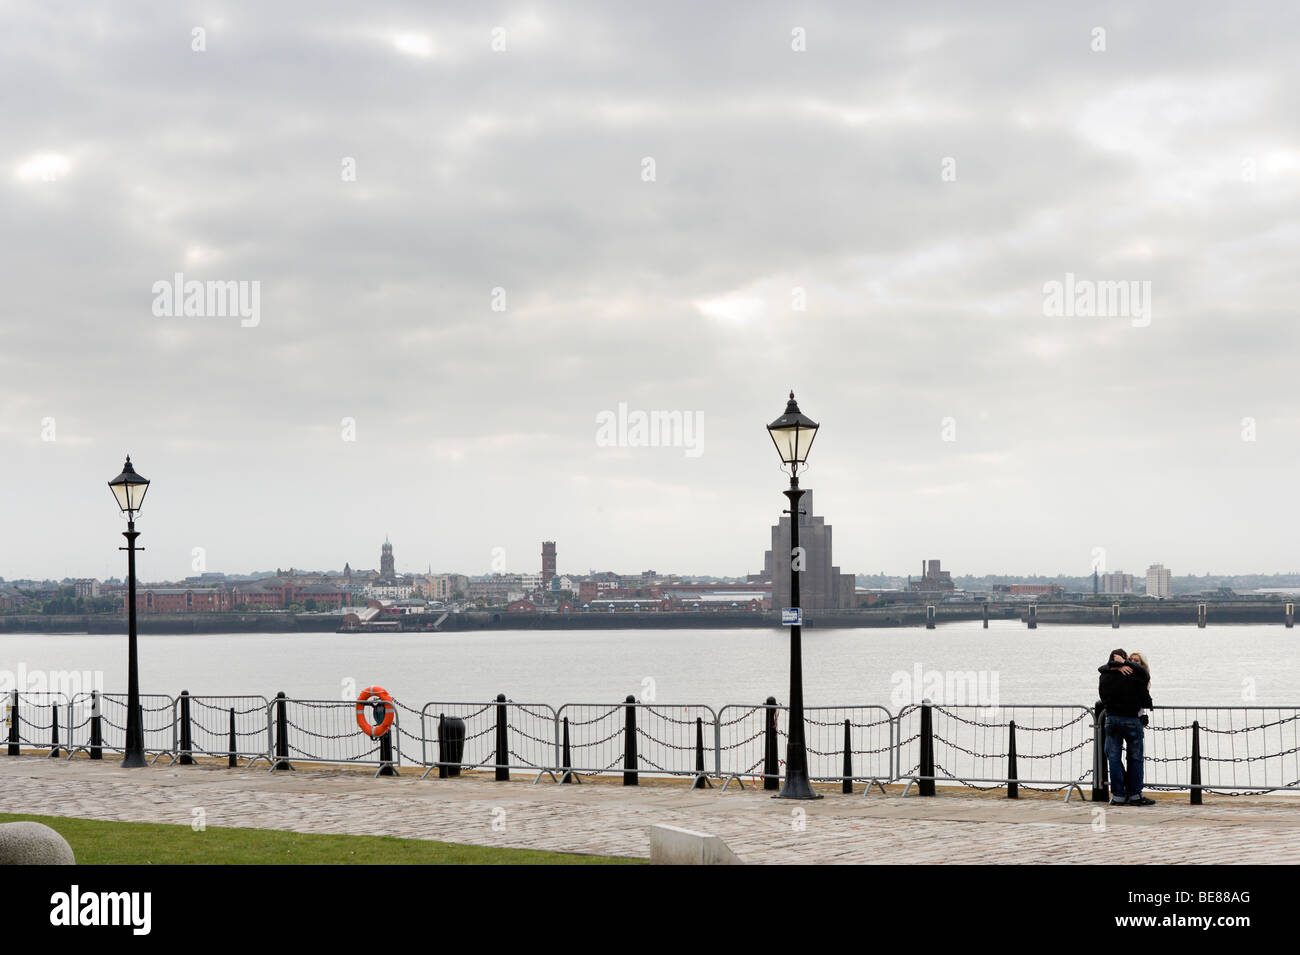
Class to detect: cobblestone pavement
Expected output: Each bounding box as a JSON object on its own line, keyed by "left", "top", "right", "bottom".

{"left": 1, "top": 756, "right": 1296, "bottom": 863}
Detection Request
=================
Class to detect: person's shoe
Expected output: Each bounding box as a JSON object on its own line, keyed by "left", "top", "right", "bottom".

{"left": 1128, "top": 796, "right": 1156, "bottom": 806}
{"left": 1108, "top": 797, "right": 1128, "bottom": 806}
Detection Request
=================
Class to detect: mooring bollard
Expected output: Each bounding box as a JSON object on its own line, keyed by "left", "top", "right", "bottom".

{"left": 6, "top": 690, "right": 18, "bottom": 756}
{"left": 1112, "top": 603, "right": 1120, "bottom": 629}
{"left": 559, "top": 716, "right": 577, "bottom": 784}
{"left": 623, "top": 695, "right": 638, "bottom": 786}
{"left": 272, "top": 691, "right": 293, "bottom": 771}
{"left": 918, "top": 700, "right": 935, "bottom": 796}
{"left": 842, "top": 718, "right": 853, "bottom": 794}
{"left": 1287, "top": 602, "right": 1295, "bottom": 629}
{"left": 437, "top": 713, "right": 465, "bottom": 778}
{"left": 982, "top": 601, "right": 989, "bottom": 629}
{"left": 377, "top": 712, "right": 397, "bottom": 777}
{"left": 1006, "top": 720, "right": 1018, "bottom": 799}
{"left": 227, "top": 706, "right": 237, "bottom": 767}
{"left": 1027, "top": 604, "right": 1037, "bottom": 630}
{"left": 178, "top": 690, "right": 194, "bottom": 765}
{"left": 763, "top": 696, "right": 780, "bottom": 791}
{"left": 49, "top": 703, "right": 60, "bottom": 759}
{"left": 691, "top": 716, "right": 711, "bottom": 790}
{"left": 1190, "top": 720, "right": 1203, "bottom": 806}
{"left": 925, "top": 605, "right": 935, "bottom": 630}
{"left": 1090, "top": 703, "right": 1108, "bottom": 802}
{"left": 1197, "top": 604, "right": 1207, "bottom": 629}
{"left": 89, "top": 691, "right": 102, "bottom": 760}
{"left": 494, "top": 693, "right": 510, "bottom": 781}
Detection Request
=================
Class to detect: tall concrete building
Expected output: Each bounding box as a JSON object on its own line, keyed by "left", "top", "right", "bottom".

{"left": 1101, "top": 571, "right": 1134, "bottom": 595}
{"left": 1145, "top": 563, "right": 1172, "bottom": 599}
{"left": 763, "top": 490, "right": 856, "bottom": 610}
{"left": 541, "top": 541, "right": 557, "bottom": 582}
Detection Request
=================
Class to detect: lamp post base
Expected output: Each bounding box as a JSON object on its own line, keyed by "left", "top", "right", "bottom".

{"left": 774, "top": 773, "right": 824, "bottom": 800}
{"left": 121, "top": 751, "right": 147, "bottom": 769}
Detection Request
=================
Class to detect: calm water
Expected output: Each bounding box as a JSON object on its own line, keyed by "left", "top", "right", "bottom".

{"left": 1, "top": 621, "right": 1295, "bottom": 708}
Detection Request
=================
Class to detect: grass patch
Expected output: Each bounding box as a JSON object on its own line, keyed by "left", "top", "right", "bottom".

{"left": 0, "top": 813, "right": 641, "bottom": 865}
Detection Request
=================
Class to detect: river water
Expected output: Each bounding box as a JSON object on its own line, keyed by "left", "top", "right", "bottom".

{"left": 1, "top": 621, "right": 1294, "bottom": 708}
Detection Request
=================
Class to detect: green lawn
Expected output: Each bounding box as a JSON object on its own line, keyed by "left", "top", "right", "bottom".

{"left": 0, "top": 813, "right": 641, "bottom": 865}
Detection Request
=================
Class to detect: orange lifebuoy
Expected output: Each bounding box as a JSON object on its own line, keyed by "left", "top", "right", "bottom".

{"left": 355, "top": 686, "right": 395, "bottom": 737}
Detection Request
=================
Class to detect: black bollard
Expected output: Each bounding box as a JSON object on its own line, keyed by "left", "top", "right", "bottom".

{"left": 377, "top": 707, "right": 396, "bottom": 777}
{"left": 6, "top": 690, "right": 18, "bottom": 756}
{"left": 178, "top": 690, "right": 194, "bottom": 765}
{"left": 982, "top": 601, "right": 989, "bottom": 629}
{"left": 1190, "top": 720, "right": 1203, "bottom": 806}
{"left": 691, "top": 716, "right": 711, "bottom": 790}
{"left": 437, "top": 713, "right": 450, "bottom": 779}
{"left": 918, "top": 701, "right": 935, "bottom": 796}
{"left": 1027, "top": 604, "right": 1037, "bottom": 629}
{"left": 622, "top": 695, "right": 638, "bottom": 786}
{"left": 1090, "top": 703, "right": 1109, "bottom": 802}
{"left": 763, "top": 696, "right": 780, "bottom": 791}
{"left": 272, "top": 691, "right": 293, "bottom": 771}
{"left": 559, "top": 716, "right": 578, "bottom": 784}
{"left": 437, "top": 713, "right": 465, "bottom": 778}
{"left": 48, "top": 701, "right": 61, "bottom": 758}
{"left": 925, "top": 605, "right": 935, "bottom": 630}
{"left": 227, "top": 706, "right": 237, "bottom": 767}
{"left": 1112, "top": 603, "right": 1120, "bottom": 629}
{"left": 1006, "top": 720, "right": 1018, "bottom": 798}
{"left": 494, "top": 693, "right": 510, "bottom": 781}
{"left": 842, "top": 718, "right": 853, "bottom": 794}
{"left": 89, "top": 691, "right": 102, "bottom": 760}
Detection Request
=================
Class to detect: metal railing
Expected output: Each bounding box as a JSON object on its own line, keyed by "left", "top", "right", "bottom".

{"left": 10, "top": 687, "right": 1300, "bottom": 803}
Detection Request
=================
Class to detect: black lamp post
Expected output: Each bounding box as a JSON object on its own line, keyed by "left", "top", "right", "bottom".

{"left": 108, "top": 456, "right": 150, "bottom": 768}
{"left": 766, "top": 391, "right": 822, "bottom": 799}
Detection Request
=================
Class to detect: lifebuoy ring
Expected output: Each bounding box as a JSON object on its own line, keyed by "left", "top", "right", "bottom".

{"left": 356, "top": 686, "right": 395, "bottom": 737}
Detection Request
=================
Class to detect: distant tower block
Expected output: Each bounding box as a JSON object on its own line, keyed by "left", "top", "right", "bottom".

{"left": 1112, "top": 603, "right": 1120, "bottom": 629}
{"left": 1027, "top": 604, "right": 1037, "bottom": 630}
{"left": 541, "top": 541, "right": 557, "bottom": 581}
{"left": 1197, "top": 603, "right": 1207, "bottom": 629}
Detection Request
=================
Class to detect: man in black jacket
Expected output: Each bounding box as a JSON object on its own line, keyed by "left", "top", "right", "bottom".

{"left": 1098, "top": 649, "right": 1155, "bottom": 806}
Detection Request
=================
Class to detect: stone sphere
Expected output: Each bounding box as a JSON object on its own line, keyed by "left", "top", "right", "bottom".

{"left": 0, "top": 821, "right": 76, "bottom": 865}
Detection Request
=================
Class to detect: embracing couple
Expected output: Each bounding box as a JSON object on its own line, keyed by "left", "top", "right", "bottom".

{"left": 1098, "top": 648, "right": 1156, "bottom": 807}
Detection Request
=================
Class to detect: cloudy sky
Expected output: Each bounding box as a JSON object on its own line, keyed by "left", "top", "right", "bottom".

{"left": 3, "top": 1, "right": 1298, "bottom": 583}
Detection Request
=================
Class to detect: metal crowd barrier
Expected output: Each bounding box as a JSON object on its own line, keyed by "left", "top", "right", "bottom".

{"left": 1136, "top": 706, "right": 1300, "bottom": 795}
{"left": 262, "top": 696, "right": 400, "bottom": 777}
{"left": 169, "top": 693, "right": 271, "bottom": 766}
{"left": 4, "top": 691, "right": 70, "bottom": 756}
{"left": 555, "top": 701, "right": 718, "bottom": 785}
{"left": 67, "top": 692, "right": 177, "bottom": 764}
{"left": 419, "top": 697, "right": 560, "bottom": 782}
{"left": 897, "top": 703, "right": 1093, "bottom": 800}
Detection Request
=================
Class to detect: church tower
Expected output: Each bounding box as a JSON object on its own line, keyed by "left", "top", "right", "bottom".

{"left": 380, "top": 537, "right": 395, "bottom": 580}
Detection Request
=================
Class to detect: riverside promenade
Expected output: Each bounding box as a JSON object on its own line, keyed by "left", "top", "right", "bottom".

{"left": 2, "top": 757, "right": 1297, "bottom": 864}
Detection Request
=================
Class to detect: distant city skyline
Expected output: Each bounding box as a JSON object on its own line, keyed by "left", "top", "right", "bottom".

{"left": 6, "top": 3, "right": 1300, "bottom": 580}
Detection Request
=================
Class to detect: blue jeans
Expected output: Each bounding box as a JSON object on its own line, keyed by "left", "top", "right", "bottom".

{"left": 1105, "top": 715, "right": 1144, "bottom": 800}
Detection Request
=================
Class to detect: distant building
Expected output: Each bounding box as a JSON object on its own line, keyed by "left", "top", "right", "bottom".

{"left": 541, "top": 541, "right": 557, "bottom": 583}
{"left": 1100, "top": 572, "right": 1134, "bottom": 595}
{"left": 763, "top": 490, "right": 856, "bottom": 610}
{"left": 379, "top": 538, "right": 395, "bottom": 580}
{"left": 1146, "top": 564, "right": 1172, "bottom": 598}
{"left": 1007, "top": 583, "right": 1064, "bottom": 598}
{"left": 74, "top": 579, "right": 100, "bottom": 598}
{"left": 909, "top": 559, "right": 955, "bottom": 593}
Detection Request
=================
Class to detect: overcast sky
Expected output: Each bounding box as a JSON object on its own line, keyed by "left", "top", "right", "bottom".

{"left": 3, "top": 1, "right": 1298, "bottom": 583}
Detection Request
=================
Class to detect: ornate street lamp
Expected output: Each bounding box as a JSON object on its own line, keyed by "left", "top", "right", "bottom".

{"left": 767, "top": 392, "right": 822, "bottom": 799}
{"left": 108, "top": 456, "right": 150, "bottom": 768}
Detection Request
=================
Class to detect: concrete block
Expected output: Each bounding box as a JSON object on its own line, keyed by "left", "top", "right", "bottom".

{"left": 0, "top": 821, "right": 76, "bottom": 865}
{"left": 649, "top": 824, "right": 742, "bottom": 865}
